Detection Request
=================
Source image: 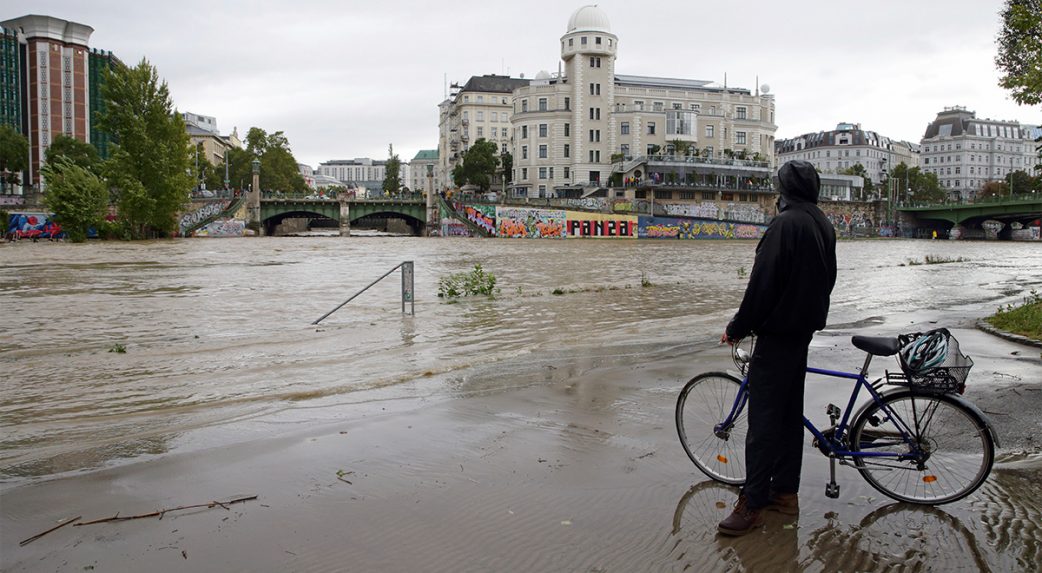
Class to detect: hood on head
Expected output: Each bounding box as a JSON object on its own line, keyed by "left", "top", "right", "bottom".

{"left": 777, "top": 160, "right": 821, "bottom": 204}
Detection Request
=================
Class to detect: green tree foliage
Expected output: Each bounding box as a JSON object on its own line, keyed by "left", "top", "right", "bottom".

{"left": 1004, "top": 169, "right": 1038, "bottom": 194}
{"left": 501, "top": 151, "right": 513, "bottom": 184}
{"left": 41, "top": 158, "right": 108, "bottom": 242}
{"left": 225, "top": 147, "right": 255, "bottom": 191}
{"left": 244, "top": 127, "right": 307, "bottom": 193}
{"left": 451, "top": 138, "right": 500, "bottom": 191}
{"left": 979, "top": 180, "right": 1007, "bottom": 199}
{"left": 45, "top": 134, "right": 101, "bottom": 173}
{"left": 0, "top": 125, "right": 29, "bottom": 192}
{"left": 996, "top": 0, "right": 1042, "bottom": 107}
{"left": 97, "top": 58, "right": 193, "bottom": 238}
{"left": 383, "top": 144, "right": 402, "bottom": 195}
{"left": 890, "top": 162, "right": 944, "bottom": 203}
{"left": 841, "top": 162, "right": 875, "bottom": 195}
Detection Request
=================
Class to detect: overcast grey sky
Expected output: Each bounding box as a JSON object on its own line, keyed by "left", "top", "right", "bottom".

{"left": 6, "top": 0, "right": 1038, "bottom": 167}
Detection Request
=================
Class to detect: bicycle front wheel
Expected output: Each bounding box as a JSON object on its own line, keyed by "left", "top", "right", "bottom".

{"left": 850, "top": 391, "right": 994, "bottom": 504}
{"left": 676, "top": 372, "right": 747, "bottom": 485}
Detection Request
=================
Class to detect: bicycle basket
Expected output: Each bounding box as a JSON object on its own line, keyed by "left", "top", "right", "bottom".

{"left": 889, "top": 328, "right": 973, "bottom": 394}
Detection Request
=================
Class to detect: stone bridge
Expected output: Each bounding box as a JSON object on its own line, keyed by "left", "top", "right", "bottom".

{"left": 898, "top": 195, "right": 1042, "bottom": 239}
{"left": 259, "top": 194, "right": 427, "bottom": 236}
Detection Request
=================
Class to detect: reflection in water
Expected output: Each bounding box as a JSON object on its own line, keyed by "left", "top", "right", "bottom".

{"left": 670, "top": 465, "right": 1042, "bottom": 572}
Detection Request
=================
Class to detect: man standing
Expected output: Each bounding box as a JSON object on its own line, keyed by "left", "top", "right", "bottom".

{"left": 717, "top": 159, "right": 837, "bottom": 536}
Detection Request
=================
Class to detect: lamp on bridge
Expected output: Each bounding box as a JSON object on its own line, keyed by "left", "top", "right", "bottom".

{"left": 426, "top": 163, "right": 435, "bottom": 236}
{"left": 249, "top": 158, "right": 262, "bottom": 234}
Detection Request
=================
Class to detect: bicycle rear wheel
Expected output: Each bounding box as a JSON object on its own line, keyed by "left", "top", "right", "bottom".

{"left": 850, "top": 390, "right": 994, "bottom": 504}
{"left": 676, "top": 372, "right": 747, "bottom": 485}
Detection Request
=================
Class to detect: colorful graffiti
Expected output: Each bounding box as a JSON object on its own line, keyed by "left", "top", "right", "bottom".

{"left": 458, "top": 203, "right": 496, "bottom": 235}
{"left": 495, "top": 207, "right": 566, "bottom": 238}
{"left": 6, "top": 212, "right": 64, "bottom": 240}
{"left": 440, "top": 217, "right": 473, "bottom": 237}
{"left": 179, "top": 200, "right": 231, "bottom": 236}
{"left": 638, "top": 216, "right": 766, "bottom": 240}
{"left": 565, "top": 212, "right": 637, "bottom": 238}
{"left": 194, "top": 219, "right": 246, "bottom": 237}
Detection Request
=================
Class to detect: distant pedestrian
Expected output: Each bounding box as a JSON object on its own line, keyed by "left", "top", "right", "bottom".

{"left": 717, "top": 160, "right": 837, "bottom": 536}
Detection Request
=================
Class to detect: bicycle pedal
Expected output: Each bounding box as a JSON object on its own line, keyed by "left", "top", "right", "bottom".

{"left": 825, "top": 483, "right": 840, "bottom": 498}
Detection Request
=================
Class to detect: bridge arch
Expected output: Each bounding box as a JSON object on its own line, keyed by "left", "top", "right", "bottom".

{"left": 260, "top": 198, "right": 428, "bottom": 236}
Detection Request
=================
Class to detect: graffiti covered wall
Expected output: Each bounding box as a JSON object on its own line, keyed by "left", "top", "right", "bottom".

{"left": 495, "top": 207, "right": 566, "bottom": 238}
{"left": 6, "top": 212, "right": 63, "bottom": 239}
{"left": 179, "top": 200, "right": 231, "bottom": 236}
{"left": 565, "top": 211, "right": 637, "bottom": 238}
{"left": 194, "top": 219, "right": 246, "bottom": 237}
{"left": 638, "top": 216, "right": 766, "bottom": 240}
{"left": 456, "top": 203, "right": 496, "bottom": 235}
{"left": 439, "top": 204, "right": 474, "bottom": 237}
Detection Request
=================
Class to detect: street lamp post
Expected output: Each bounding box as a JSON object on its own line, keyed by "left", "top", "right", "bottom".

{"left": 426, "top": 163, "right": 435, "bottom": 236}
{"left": 248, "top": 158, "right": 261, "bottom": 235}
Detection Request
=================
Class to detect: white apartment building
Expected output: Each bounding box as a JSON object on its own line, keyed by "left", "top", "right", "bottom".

{"left": 438, "top": 75, "right": 529, "bottom": 190}
{"left": 776, "top": 123, "right": 920, "bottom": 186}
{"left": 919, "top": 106, "right": 1038, "bottom": 200}
{"left": 409, "top": 149, "right": 440, "bottom": 193}
{"left": 318, "top": 158, "right": 387, "bottom": 188}
{"left": 507, "top": 5, "right": 778, "bottom": 197}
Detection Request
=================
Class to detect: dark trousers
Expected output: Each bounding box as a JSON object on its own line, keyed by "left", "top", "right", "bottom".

{"left": 741, "top": 332, "right": 813, "bottom": 509}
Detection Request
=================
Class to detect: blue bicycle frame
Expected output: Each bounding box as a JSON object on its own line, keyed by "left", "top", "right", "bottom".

{"left": 714, "top": 365, "right": 923, "bottom": 462}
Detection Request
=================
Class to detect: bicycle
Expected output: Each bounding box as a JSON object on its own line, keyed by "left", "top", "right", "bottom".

{"left": 675, "top": 331, "right": 999, "bottom": 504}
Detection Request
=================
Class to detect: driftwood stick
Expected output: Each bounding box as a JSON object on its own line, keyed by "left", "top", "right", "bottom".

{"left": 19, "top": 515, "right": 81, "bottom": 546}
{"left": 74, "top": 495, "right": 257, "bottom": 527}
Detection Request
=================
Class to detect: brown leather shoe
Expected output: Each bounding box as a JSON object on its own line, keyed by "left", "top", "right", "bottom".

{"left": 765, "top": 492, "right": 799, "bottom": 516}
{"left": 717, "top": 495, "right": 764, "bottom": 536}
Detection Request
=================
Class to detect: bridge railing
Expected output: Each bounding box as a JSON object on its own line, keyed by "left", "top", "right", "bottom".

{"left": 900, "top": 193, "right": 1041, "bottom": 209}
{"left": 312, "top": 261, "right": 415, "bottom": 324}
{"left": 262, "top": 191, "right": 425, "bottom": 202}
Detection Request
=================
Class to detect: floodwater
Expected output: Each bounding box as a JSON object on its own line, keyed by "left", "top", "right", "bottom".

{"left": 2, "top": 237, "right": 1041, "bottom": 571}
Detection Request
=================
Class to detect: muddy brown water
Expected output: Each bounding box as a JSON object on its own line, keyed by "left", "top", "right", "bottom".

{"left": 2, "top": 237, "right": 1041, "bottom": 571}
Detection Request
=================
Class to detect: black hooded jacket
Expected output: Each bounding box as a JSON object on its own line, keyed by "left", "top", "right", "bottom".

{"left": 726, "top": 160, "right": 837, "bottom": 339}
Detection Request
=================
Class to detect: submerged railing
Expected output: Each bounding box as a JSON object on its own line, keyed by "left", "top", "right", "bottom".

{"left": 312, "top": 261, "right": 415, "bottom": 324}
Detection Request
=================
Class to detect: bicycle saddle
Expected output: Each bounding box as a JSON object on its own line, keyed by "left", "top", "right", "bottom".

{"left": 851, "top": 335, "right": 900, "bottom": 356}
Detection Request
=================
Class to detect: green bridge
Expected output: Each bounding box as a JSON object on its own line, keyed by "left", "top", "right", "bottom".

{"left": 897, "top": 194, "right": 1041, "bottom": 237}
{"left": 260, "top": 194, "right": 427, "bottom": 236}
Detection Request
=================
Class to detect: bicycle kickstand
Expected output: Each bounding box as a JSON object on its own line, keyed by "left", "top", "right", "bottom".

{"left": 825, "top": 455, "right": 840, "bottom": 499}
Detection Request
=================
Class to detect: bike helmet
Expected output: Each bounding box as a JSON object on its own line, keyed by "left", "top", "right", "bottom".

{"left": 900, "top": 330, "right": 949, "bottom": 373}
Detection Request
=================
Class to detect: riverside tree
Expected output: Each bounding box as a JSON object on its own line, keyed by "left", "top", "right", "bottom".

{"left": 451, "top": 138, "right": 499, "bottom": 191}
{"left": 996, "top": 0, "right": 1042, "bottom": 107}
{"left": 383, "top": 144, "right": 402, "bottom": 195}
{"left": 96, "top": 58, "right": 193, "bottom": 238}
{"left": 0, "top": 125, "right": 28, "bottom": 193}
{"left": 243, "top": 127, "right": 308, "bottom": 193}
{"left": 45, "top": 134, "right": 101, "bottom": 174}
{"left": 41, "top": 158, "right": 108, "bottom": 242}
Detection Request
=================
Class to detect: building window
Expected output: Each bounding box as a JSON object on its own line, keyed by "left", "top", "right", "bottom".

{"left": 564, "top": 144, "right": 570, "bottom": 158}
{"left": 589, "top": 107, "right": 600, "bottom": 120}
{"left": 706, "top": 125, "right": 714, "bottom": 137}
{"left": 564, "top": 166, "right": 570, "bottom": 179}
{"left": 589, "top": 83, "right": 602, "bottom": 96}
{"left": 581, "top": 36, "right": 588, "bottom": 45}
{"left": 736, "top": 131, "right": 746, "bottom": 145}
{"left": 691, "top": 103, "right": 700, "bottom": 112}
{"left": 549, "top": 167, "right": 554, "bottom": 179}
{"left": 653, "top": 102, "right": 664, "bottom": 112}
{"left": 522, "top": 167, "right": 528, "bottom": 179}
{"left": 477, "top": 127, "right": 484, "bottom": 138}
{"left": 539, "top": 124, "right": 548, "bottom": 137}
{"left": 539, "top": 167, "right": 547, "bottom": 179}
{"left": 589, "top": 56, "right": 602, "bottom": 68}
{"left": 736, "top": 106, "right": 747, "bottom": 120}
{"left": 522, "top": 145, "right": 528, "bottom": 159}
{"left": 680, "top": 191, "right": 695, "bottom": 200}
{"left": 620, "top": 144, "right": 629, "bottom": 156}
{"left": 621, "top": 122, "right": 630, "bottom": 135}
{"left": 647, "top": 122, "right": 656, "bottom": 135}
{"left": 538, "top": 98, "right": 547, "bottom": 111}
{"left": 647, "top": 144, "right": 657, "bottom": 155}
{"left": 564, "top": 123, "right": 570, "bottom": 136}
{"left": 596, "top": 36, "right": 602, "bottom": 45}
{"left": 589, "top": 150, "right": 601, "bottom": 162}
{"left": 634, "top": 100, "right": 644, "bottom": 110}
{"left": 463, "top": 111, "right": 469, "bottom": 120}
{"left": 539, "top": 145, "right": 547, "bottom": 158}
{"left": 476, "top": 111, "right": 484, "bottom": 122}
{"left": 569, "top": 38, "right": 573, "bottom": 47}
{"left": 564, "top": 97, "right": 570, "bottom": 110}
{"left": 521, "top": 99, "right": 528, "bottom": 112}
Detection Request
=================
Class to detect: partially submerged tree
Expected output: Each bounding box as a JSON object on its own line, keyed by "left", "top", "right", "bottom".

{"left": 42, "top": 158, "right": 108, "bottom": 242}
{"left": 97, "top": 58, "right": 193, "bottom": 237}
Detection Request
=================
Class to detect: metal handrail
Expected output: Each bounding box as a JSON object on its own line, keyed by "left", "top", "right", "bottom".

{"left": 312, "top": 261, "right": 414, "bottom": 324}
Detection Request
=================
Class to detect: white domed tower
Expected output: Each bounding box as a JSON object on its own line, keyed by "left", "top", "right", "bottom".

{"left": 561, "top": 5, "right": 617, "bottom": 186}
